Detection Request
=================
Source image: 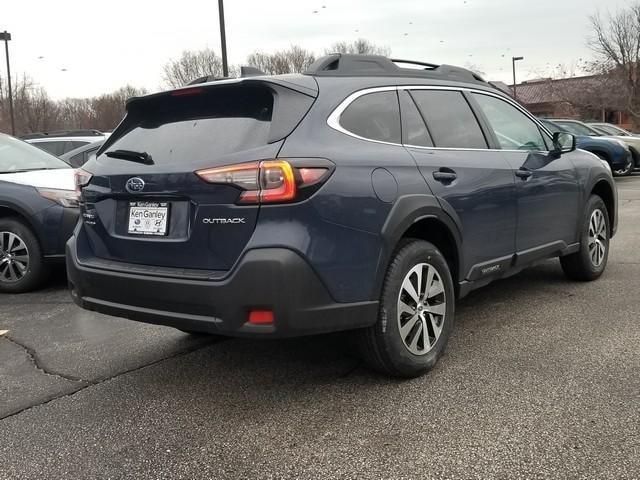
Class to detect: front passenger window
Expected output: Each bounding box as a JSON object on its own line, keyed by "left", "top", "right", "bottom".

{"left": 473, "top": 93, "right": 547, "bottom": 151}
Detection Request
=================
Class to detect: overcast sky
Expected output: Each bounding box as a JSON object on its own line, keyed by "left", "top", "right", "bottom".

{"left": 1, "top": 0, "right": 628, "bottom": 99}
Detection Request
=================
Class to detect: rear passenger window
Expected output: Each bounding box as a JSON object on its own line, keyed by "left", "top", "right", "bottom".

{"left": 398, "top": 90, "right": 433, "bottom": 147}
{"left": 69, "top": 152, "right": 85, "bottom": 168}
{"left": 410, "top": 90, "right": 487, "bottom": 149}
{"left": 33, "top": 141, "right": 66, "bottom": 156}
{"left": 340, "top": 91, "right": 401, "bottom": 143}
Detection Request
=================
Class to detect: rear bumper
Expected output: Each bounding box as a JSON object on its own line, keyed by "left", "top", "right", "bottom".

{"left": 66, "top": 237, "right": 378, "bottom": 338}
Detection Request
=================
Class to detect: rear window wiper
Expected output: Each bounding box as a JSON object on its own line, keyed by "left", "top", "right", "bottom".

{"left": 105, "top": 150, "right": 154, "bottom": 165}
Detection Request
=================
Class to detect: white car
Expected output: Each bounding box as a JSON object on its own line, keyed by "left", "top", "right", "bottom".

{"left": 21, "top": 130, "right": 108, "bottom": 157}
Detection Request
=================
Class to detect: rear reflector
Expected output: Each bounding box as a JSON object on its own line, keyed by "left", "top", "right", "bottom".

{"left": 249, "top": 310, "right": 274, "bottom": 325}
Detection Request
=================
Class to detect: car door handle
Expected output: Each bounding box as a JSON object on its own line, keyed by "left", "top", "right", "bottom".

{"left": 433, "top": 169, "right": 457, "bottom": 182}
{"left": 515, "top": 168, "right": 532, "bottom": 180}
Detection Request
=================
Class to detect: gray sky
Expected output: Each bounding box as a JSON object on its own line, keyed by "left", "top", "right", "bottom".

{"left": 2, "top": 0, "right": 626, "bottom": 99}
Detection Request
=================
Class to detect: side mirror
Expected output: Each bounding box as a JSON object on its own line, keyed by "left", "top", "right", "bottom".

{"left": 551, "top": 132, "right": 576, "bottom": 157}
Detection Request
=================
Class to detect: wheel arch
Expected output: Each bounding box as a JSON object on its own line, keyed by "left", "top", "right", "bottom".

{"left": 587, "top": 148, "right": 611, "bottom": 162}
{"left": 376, "top": 195, "right": 463, "bottom": 299}
{"left": 0, "top": 203, "right": 39, "bottom": 234}
{"left": 590, "top": 179, "right": 616, "bottom": 236}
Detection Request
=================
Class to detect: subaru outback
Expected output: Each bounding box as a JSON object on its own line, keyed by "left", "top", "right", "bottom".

{"left": 67, "top": 54, "right": 617, "bottom": 377}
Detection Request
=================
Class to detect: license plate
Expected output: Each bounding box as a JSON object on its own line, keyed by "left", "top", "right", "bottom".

{"left": 127, "top": 202, "right": 170, "bottom": 236}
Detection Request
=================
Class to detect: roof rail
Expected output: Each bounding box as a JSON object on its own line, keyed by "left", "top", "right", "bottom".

{"left": 19, "top": 129, "right": 104, "bottom": 140}
{"left": 304, "top": 54, "right": 488, "bottom": 85}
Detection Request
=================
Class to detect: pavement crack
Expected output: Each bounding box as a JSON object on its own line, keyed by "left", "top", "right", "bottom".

{"left": 0, "top": 337, "right": 223, "bottom": 421}
{"left": 2, "top": 335, "right": 88, "bottom": 384}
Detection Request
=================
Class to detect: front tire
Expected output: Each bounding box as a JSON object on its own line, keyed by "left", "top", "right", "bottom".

{"left": 0, "top": 218, "right": 49, "bottom": 293}
{"left": 613, "top": 158, "right": 634, "bottom": 177}
{"left": 356, "top": 239, "right": 455, "bottom": 378}
{"left": 560, "top": 195, "right": 610, "bottom": 281}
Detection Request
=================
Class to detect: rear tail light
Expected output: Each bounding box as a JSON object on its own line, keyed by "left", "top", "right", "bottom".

{"left": 196, "top": 160, "right": 331, "bottom": 204}
{"left": 170, "top": 87, "right": 204, "bottom": 97}
{"left": 74, "top": 169, "right": 93, "bottom": 195}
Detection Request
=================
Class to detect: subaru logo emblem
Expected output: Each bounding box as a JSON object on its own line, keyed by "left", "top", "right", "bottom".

{"left": 125, "top": 177, "right": 145, "bottom": 193}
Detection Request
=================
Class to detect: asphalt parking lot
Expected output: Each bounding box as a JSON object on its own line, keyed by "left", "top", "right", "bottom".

{"left": 1, "top": 175, "right": 639, "bottom": 480}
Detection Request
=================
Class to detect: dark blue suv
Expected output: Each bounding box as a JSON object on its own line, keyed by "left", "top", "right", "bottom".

{"left": 67, "top": 55, "right": 617, "bottom": 377}
{"left": 539, "top": 118, "right": 633, "bottom": 176}
{"left": 0, "top": 133, "right": 79, "bottom": 293}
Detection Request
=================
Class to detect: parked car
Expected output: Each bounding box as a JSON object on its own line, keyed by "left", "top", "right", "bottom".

{"left": 60, "top": 140, "right": 105, "bottom": 168}
{"left": 67, "top": 54, "right": 617, "bottom": 377}
{"left": 21, "top": 130, "right": 106, "bottom": 157}
{"left": 0, "top": 133, "right": 79, "bottom": 292}
{"left": 546, "top": 119, "right": 637, "bottom": 175}
{"left": 588, "top": 122, "right": 640, "bottom": 170}
{"left": 588, "top": 122, "right": 639, "bottom": 137}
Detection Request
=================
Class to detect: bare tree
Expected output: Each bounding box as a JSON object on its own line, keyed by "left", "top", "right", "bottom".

{"left": 589, "top": 4, "right": 640, "bottom": 125}
{"left": 325, "top": 38, "right": 391, "bottom": 56}
{"left": 247, "top": 45, "right": 316, "bottom": 74}
{"left": 90, "top": 85, "right": 147, "bottom": 131}
{"left": 0, "top": 75, "right": 146, "bottom": 136}
{"left": 162, "top": 48, "right": 226, "bottom": 88}
{"left": 0, "top": 74, "right": 59, "bottom": 134}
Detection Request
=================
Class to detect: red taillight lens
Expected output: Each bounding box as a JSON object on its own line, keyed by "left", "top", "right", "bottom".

{"left": 197, "top": 160, "right": 309, "bottom": 204}
{"left": 257, "top": 160, "right": 296, "bottom": 203}
{"left": 196, "top": 162, "right": 259, "bottom": 191}
{"left": 298, "top": 168, "right": 328, "bottom": 186}
{"left": 74, "top": 168, "right": 93, "bottom": 195}
{"left": 170, "top": 87, "right": 204, "bottom": 96}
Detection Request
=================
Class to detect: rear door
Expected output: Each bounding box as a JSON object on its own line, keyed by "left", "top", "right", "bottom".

{"left": 79, "top": 82, "right": 314, "bottom": 272}
{"left": 469, "top": 92, "right": 580, "bottom": 256}
{"left": 401, "top": 88, "right": 517, "bottom": 280}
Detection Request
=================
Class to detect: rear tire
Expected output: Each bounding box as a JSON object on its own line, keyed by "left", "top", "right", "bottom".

{"left": 356, "top": 239, "right": 455, "bottom": 378}
{"left": 0, "top": 218, "right": 49, "bottom": 293}
{"left": 560, "top": 195, "right": 610, "bottom": 281}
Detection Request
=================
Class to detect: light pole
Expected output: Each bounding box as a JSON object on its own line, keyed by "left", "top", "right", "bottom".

{"left": 0, "top": 31, "right": 14, "bottom": 135}
{"left": 512, "top": 56, "right": 524, "bottom": 100}
{"left": 218, "top": 0, "right": 229, "bottom": 77}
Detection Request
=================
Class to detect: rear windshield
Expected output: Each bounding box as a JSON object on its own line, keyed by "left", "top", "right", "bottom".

{"left": 103, "top": 85, "right": 274, "bottom": 165}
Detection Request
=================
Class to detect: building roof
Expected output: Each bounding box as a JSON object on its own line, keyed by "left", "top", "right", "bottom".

{"left": 509, "top": 74, "right": 610, "bottom": 105}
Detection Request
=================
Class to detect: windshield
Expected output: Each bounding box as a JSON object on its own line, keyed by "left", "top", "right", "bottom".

{"left": 598, "top": 124, "right": 630, "bottom": 136}
{"left": 555, "top": 121, "right": 599, "bottom": 136}
{"left": 101, "top": 85, "right": 275, "bottom": 169}
{"left": 0, "top": 134, "right": 70, "bottom": 174}
{"left": 540, "top": 120, "right": 565, "bottom": 133}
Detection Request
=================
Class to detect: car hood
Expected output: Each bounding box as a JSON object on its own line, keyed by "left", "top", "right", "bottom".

{"left": 608, "top": 135, "right": 640, "bottom": 149}
{"left": 0, "top": 168, "right": 76, "bottom": 191}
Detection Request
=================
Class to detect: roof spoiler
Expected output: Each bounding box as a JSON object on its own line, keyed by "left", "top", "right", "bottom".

{"left": 185, "top": 66, "right": 266, "bottom": 86}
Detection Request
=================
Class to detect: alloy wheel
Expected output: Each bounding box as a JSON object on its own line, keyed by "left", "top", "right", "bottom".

{"left": 614, "top": 158, "right": 634, "bottom": 176}
{"left": 0, "top": 231, "right": 30, "bottom": 283}
{"left": 588, "top": 209, "right": 607, "bottom": 267}
{"left": 397, "top": 263, "right": 447, "bottom": 356}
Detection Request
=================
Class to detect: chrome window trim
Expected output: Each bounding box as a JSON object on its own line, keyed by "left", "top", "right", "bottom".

{"left": 327, "top": 84, "right": 553, "bottom": 153}
{"left": 326, "top": 86, "right": 402, "bottom": 147}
